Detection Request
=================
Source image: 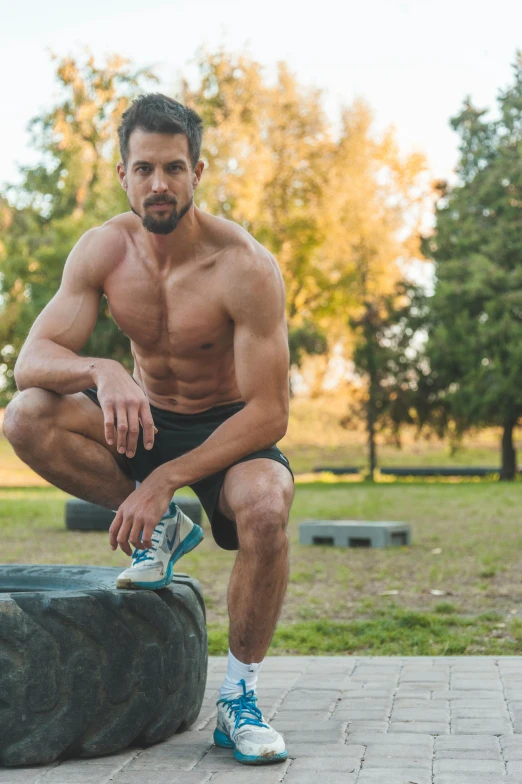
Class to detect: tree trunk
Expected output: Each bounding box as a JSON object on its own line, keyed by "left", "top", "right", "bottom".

{"left": 500, "top": 418, "right": 517, "bottom": 481}
{"left": 366, "top": 326, "right": 378, "bottom": 482}
{"left": 367, "top": 384, "right": 377, "bottom": 481}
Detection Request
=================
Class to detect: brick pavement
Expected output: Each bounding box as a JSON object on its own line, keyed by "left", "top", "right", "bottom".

{"left": 2, "top": 656, "right": 522, "bottom": 784}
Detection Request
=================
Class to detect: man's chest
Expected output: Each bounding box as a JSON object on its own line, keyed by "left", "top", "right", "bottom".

{"left": 103, "top": 259, "right": 233, "bottom": 357}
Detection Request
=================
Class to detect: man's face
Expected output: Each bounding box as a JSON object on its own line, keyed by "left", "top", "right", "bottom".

{"left": 118, "top": 130, "right": 203, "bottom": 235}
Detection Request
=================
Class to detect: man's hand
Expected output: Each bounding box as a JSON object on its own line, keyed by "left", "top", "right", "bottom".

{"left": 109, "top": 467, "right": 177, "bottom": 555}
{"left": 93, "top": 360, "right": 157, "bottom": 458}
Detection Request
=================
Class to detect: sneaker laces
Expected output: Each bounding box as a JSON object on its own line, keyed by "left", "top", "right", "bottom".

{"left": 132, "top": 519, "right": 165, "bottom": 563}
{"left": 217, "top": 678, "right": 269, "bottom": 732}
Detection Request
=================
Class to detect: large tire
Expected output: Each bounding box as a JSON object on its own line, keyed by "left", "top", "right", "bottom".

{"left": 0, "top": 565, "right": 207, "bottom": 767}
{"left": 65, "top": 496, "right": 203, "bottom": 531}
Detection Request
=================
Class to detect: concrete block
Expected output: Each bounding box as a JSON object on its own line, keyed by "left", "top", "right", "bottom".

{"left": 299, "top": 520, "right": 411, "bottom": 547}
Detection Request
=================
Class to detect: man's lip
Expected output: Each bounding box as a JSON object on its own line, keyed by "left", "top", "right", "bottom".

{"left": 147, "top": 202, "right": 173, "bottom": 208}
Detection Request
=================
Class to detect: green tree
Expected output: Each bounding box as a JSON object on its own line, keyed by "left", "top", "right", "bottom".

{"left": 329, "top": 99, "right": 430, "bottom": 476}
{"left": 342, "top": 282, "right": 432, "bottom": 479}
{"left": 422, "top": 51, "right": 522, "bottom": 479}
{"left": 0, "top": 51, "right": 157, "bottom": 405}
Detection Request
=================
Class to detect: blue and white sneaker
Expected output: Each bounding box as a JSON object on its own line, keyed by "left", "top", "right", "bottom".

{"left": 214, "top": 679, "right": 287, "bottom": 765}
{"left": 116, "top": 502, "right": 203, "bottom": 590}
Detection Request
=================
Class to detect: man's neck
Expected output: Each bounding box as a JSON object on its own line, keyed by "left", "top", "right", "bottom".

{"left": 141, "top": 204, "right": 201, "bottom": 268}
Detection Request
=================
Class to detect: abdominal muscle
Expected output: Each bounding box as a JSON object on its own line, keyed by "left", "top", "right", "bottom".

{"left": 130, "top": 344, "right": 244, "bottom": 414}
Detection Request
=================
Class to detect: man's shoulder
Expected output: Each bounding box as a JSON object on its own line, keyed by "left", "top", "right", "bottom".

{"left": 203, "top": 212, "right": 276, "bottom": 275}
{"left": 70, "top": 214, "right": 132, "bottom": 282}
{"left": 83, "top": 213, "right": 132, "bottom": 255}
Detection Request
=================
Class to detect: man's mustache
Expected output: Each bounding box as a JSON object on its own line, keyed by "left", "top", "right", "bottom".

{"left": 144, "top": 197, "right": 177, "bottom": 207}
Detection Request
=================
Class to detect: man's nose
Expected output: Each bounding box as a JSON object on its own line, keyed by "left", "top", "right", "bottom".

{"left": 151, "top": 171, "right": 168, "bottom": 192}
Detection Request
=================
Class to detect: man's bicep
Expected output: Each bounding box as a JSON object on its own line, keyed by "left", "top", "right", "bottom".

{"left": 21, "top": 229, "right": 105, "bottom": 354}
{"left": 234, "top": 321, "right": 290, "bottom": 408}
{"left": 230, "top": 255, "right": 290, "bottom": 418}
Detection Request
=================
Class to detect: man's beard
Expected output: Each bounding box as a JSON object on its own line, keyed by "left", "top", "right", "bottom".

{"left": 130, "top": 195, "right": 193, "bottom": 235}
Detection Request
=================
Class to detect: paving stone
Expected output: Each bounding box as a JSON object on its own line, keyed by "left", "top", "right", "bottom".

{"left": 192, "top": 748, "right": 248, "bottom": 771}
{"left": 31, "top": 767, "right": 114, "bottom": 783}
{"left": 364, "top": 745, "right": 433, "bottom": 758}
{"left": 345, "top": 732, "right": 433, "bottom": 746}
{"left": 209, "top": 766, "right": 289, "bottom": 783}
{"left": 0, "top": 771, "right": 54, "bottom": 784}
{"left": 454, "top": 708, "right": 510, "bottom": 719}
{"left": 394, "top": 690, "right": 432, "bottom": 700}
{"left": 400, "top": 672, "right": 448, "bottom": 683}
{"left": 345, "top": 722, "right": 389, "bottom": 732}
{"left": 435, "top": 750, "right": 503, "bottom": 760}
{"left": 501, "top": 735, "right": 522, "bottom": 748}
{"left": 506, "top": 750, "right": 522, "bottom": 761}
{"left": 452, "top": 679, "right": 502, "bottom": 690}
{"left": 361, "top": 757, "right": 432, "bottom": 769}
{"left": 124, "top": 748, "right": 208, "bottom": 770}
{"left": 357, "top": 770, "right": 432, "bottom": 784}
{"left": 452, "top": 719, "right": 513, "bottom": 734}
{"left": 391, "top": 709, "right": 448, "bottom": 721}
{"left": 335, "top": 709, "right": 389, "bottom": 720}
{"left": 434, "top": 777, "right": 522, "bottom": 784}
{"left": 433, "top": 759, "right": 505, "bottom": 774}
{"left": 273, "top": 710, "right": 331, "bottom": 722}
{"left": 111, "top": 773, "right": 212, "bottom": 784}
{"left": 394, "top": 698, "right": 447, "bottom": 707}
{"left": 283, "top": 771, "right": 357, "bottom": 783}
{"left": 435, "top": 736, "right": 501, "bottom": 750}
{"left": 286, "top": 743, "right": 365, "bottom": 757}
{"left": 432, "top": 689, "right": 505, "bottom": 700}
{"left": 275, "top": 728, "right": 345, "bottom": 743}
{"left": 389, "top": 721, "right": 449, "bottom": 733}
{"left": 286, "top": 756, "right": 360, "bottom": 772}
{"left": 294, "top": 676, "right": 352, "bottom": 689}
{"left": 269, "top": 719, "right": 346, "bottom": 732}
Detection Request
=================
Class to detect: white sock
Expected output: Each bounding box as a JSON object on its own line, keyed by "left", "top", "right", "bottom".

{"left": 111, "top": 480, "right": 140, "bottom": 513}
{"left": 219, "top": 649, "right": 263, "bottom": 699}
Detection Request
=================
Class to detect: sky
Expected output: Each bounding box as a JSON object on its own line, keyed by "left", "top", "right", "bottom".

{"left": 2, "top": 0, "right": 522, "bottom": 194}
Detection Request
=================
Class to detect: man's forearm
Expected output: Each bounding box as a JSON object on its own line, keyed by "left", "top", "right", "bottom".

{"left": 15, "top": 339, "right": 108, "bottom": 395}
{"left": 160, "top": 402, "right": 287, "bottom": 491}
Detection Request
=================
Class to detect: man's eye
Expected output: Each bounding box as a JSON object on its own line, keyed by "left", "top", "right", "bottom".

{"left": 137, "top": 166, "right": 150, "bottom": 172}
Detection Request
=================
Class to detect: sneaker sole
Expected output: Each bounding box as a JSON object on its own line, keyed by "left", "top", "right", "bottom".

{"left": 213, "top": 728, "right": 287, "bottom": 765}
{"left": 116, "top": 523, "right": 204, "bottom": 590}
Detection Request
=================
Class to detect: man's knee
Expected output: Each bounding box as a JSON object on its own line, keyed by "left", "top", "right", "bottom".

{"left": 2, "top": 388, "right": 58, "bottom": 446}
{"left": 236, "top": 494, "right": 290, "bottom": 555}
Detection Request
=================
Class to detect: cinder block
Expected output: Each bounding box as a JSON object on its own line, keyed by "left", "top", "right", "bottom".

{"left": 299, "top": 520, "right": 411, "bottom": 548}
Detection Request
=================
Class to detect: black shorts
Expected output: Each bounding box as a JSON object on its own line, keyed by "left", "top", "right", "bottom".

{"left": 80, "top": 388, "right": 294, "bottom": 551}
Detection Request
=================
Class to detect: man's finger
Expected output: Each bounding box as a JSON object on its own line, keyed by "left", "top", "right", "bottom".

{"left": 140, "top": 402, "right": 157, "bottom": 450}
{"left": 126, "top": 402, "right": 140, "bottom": 458}
{"left": 115, "top": 406, "right": 129, "bottom": 455}
{"left": 109, "top": 509, "right": 122, "bottom": 550}
{"left": 104, "top": 403, "right": 116, "bottom": 446}
{"left": 129, "top": 518, "right": 147, "bottom": 550}
{"left": 116, "top": 515, "right": 133, "bottom": 556}
{"left": 141, "top": 523, "right": 156, "bottom": 550}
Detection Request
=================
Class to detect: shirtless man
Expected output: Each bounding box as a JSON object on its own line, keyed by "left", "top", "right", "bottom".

{"left": 2, "top": 94, "right": 294, "bottom": 765}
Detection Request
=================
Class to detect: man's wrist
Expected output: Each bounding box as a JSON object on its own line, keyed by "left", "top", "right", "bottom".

{"left": 156, "top": 463, "right": 183, "bottom": 495}
{"left": 88, "top": 358, "right": 112, "bottom": 386}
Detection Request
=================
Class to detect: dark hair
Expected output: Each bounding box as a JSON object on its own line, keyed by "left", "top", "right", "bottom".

{"left": 118, "top": 93, "right": 203, "bottom": 169}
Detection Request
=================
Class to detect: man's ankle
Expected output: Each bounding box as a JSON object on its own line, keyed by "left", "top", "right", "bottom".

{"left": 219, "top": 648, "right": 263, "bottom": 699}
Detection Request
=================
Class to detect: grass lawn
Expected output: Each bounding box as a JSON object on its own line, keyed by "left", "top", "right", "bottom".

{"left": 2, "top": 479, "right": 522, "bottom": 656}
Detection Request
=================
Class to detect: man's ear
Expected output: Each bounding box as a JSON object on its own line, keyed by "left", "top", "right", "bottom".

{"left": 193, "top": 160, "right": 204, "bottom": 189}
{"left": 117, "top": 161, "right": 127, "bottom": 190}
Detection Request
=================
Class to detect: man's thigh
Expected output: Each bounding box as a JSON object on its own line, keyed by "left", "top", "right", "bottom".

{"left": 218, "top": 458, "right": 295, "bottom": 523}
{"left": 8, "top": 387, "right": 129, "bottom": 474}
